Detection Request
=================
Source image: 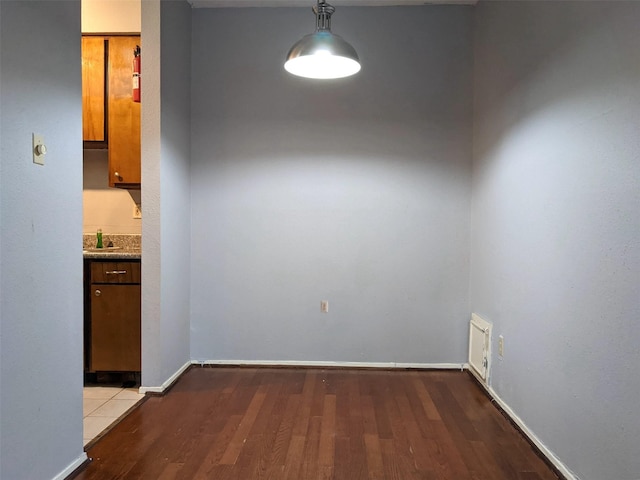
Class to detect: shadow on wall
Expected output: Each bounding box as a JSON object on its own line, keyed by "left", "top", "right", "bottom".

{"left": 473, "top": 2, "right": 636, "bottom": 161}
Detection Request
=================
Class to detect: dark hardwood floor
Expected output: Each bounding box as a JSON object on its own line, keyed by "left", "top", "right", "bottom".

{"left": 72, "top": 367, "right": 560, "bottom": 480}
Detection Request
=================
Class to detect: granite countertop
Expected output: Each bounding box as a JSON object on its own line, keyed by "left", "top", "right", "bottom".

{"left": 83, "top": 248, "right": 141, "bottom": 260}
{"left": 83, "top": 233, "right": 141, "bottom": 260}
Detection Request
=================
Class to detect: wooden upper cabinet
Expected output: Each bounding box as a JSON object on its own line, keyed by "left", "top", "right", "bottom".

{"left": 82, "top": 37, "right": 106, "bottom": 143}
{"left": 82, "top": 35, "right": 141, "bottom": 188}
{"left": 108, "top": 36, "right": 141, "bottom": 188}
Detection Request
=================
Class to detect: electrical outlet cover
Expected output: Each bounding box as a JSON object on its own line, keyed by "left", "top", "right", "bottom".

{"left": 321, "top": 300, "right": 329, "bottom": 313}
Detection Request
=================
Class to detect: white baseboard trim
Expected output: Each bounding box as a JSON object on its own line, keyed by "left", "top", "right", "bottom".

{"left": 467, "top": 368, "right": 578, "bottom": 480}
{"left": 138, "top": 359, "right": 466, "bottom": 394}
{"left": 198, "top": 359, "right": 466, "bottom": 370}
{"left": 52, "top": 452, "right": 87, "bottom": 480}
{"left": 139, "top": 360, "right": 192, "bottom": 394}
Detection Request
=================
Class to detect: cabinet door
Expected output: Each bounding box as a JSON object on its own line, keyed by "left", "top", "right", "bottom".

{"left": 91, "top": 284, "right": 141, "bottom": 372}
{"left": 82, "top": 36, "right": 106, "bottom": 142}
{"left": 108, "top": 36, "right": 141, "bottom": 188}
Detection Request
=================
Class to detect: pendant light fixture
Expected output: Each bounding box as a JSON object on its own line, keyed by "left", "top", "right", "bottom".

{"left": 284, "top": 0, "right": 361, "bottom": 80}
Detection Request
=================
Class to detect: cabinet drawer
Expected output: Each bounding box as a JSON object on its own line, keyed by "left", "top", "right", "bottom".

{"left": 90, "top": 262, "right": 140, "bottom": 284}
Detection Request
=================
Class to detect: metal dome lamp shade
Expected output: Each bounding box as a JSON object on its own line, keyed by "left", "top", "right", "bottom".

{"left": 284, "top": 0, "right": 361, "bottom": 79}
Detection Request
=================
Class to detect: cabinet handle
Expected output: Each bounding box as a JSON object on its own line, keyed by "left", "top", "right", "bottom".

{"left": 95, "top": 289, "right": 101, "bottom": 297}
{"left": 114, "top": 171, "right": 121, "bottom": 180}
{"left": 105, "top": 270, "right": 127, "bottom": 275}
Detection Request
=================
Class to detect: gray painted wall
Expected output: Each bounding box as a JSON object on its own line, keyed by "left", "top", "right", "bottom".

{"left": 190, "top": 6, "right": 473, "bottom": 363}
{"left": 141, "top": 0, "right": 192, "bottom": 388}
{"left": 0, "top": 1, "right": 85, "bottom": 478}
{"left": 159, "top": 0, "right": 192, "bottom": 381}
{"left": 141, "top": 0, "right": 163, "bottom": 388}
{"left": 471, "top": 2, "right": 640, "bottom": 479}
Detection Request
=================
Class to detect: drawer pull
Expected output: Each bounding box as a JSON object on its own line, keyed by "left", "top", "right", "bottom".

{"left": 95, "top": 289, "right": 101, "bottom": 297}
{"left": 106, "top": 270, "right": 127, "bottom": 275}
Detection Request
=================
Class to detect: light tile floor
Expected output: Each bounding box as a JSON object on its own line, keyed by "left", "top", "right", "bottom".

{"left": 83, "top": 386, "right": 145, "bottom": 446}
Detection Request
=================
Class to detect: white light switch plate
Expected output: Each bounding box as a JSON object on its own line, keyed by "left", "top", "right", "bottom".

{"left": 33, "top": 133, "right": 46, "bottom": 165}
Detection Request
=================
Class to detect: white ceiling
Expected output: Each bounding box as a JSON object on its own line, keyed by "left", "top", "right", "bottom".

{"left": 189, "top": 0, "right": 477, "bottom": 7}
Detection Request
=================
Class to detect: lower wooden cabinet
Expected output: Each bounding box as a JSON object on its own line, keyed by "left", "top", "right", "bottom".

{"left": 86, "top": 260, "right": 141, "bottom": 372}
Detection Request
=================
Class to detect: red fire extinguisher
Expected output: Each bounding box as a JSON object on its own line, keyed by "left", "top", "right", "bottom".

{"left": 133, "top": 45, "right": 141, "bottom": 103}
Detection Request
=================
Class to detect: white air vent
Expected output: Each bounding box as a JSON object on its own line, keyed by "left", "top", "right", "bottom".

{"left": 469, "top": 313, "right": 491, "bottom": 382}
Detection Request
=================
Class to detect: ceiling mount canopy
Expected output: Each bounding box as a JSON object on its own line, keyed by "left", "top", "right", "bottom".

{"left": 284, "top": 0, "right": 361, "bottom": 79}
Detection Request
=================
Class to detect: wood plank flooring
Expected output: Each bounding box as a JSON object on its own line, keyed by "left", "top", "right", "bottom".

{"left": 72, "top": 367, "right": 560, "bottom": 480}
